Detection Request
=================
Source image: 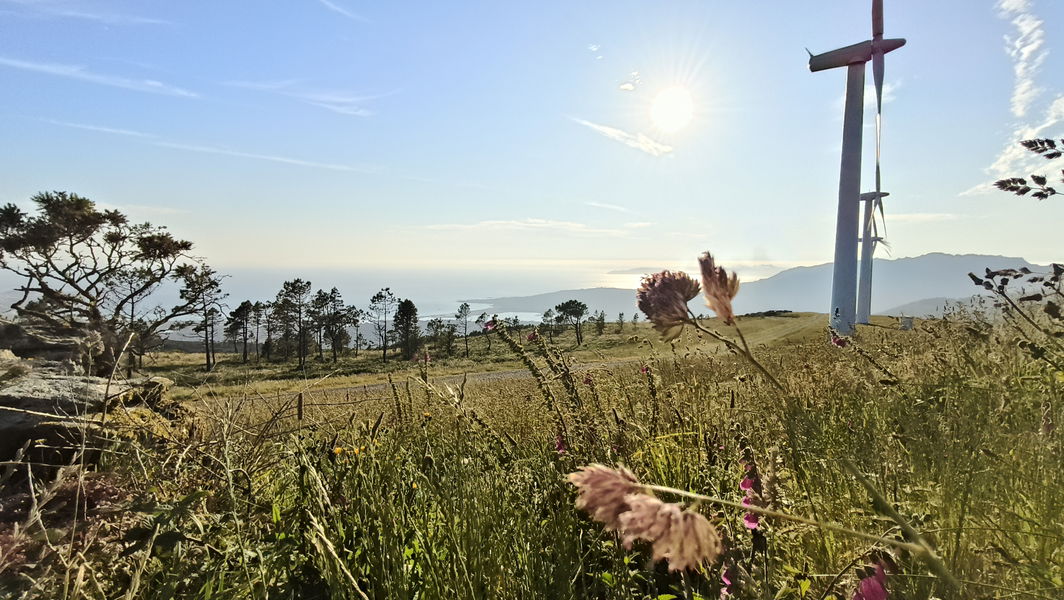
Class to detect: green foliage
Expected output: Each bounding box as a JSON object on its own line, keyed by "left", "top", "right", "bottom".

{"left": 0, "top": 191, "right": 211, "bottom": 375}
{"left": 555, "top": 300, "right": 589, "bottom": 345}
{"left": 393, "top": 299, "right": 420, "bottom": 361}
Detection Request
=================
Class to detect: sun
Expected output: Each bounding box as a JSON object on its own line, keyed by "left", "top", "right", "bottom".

{"left": 649, "top": 86, "right": 694, "bottom": 133}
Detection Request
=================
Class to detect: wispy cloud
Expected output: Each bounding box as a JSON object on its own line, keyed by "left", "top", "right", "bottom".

{"left": 39, "top": 117, "right": 376, "bottom": 173}
{"left": 1000, "top": 0, "right": 1046, "bottom": 118}
{"left": 0, "top": 56, "right": 197, "bottom": 97}
{"left": 40, "top": 118, "right": 156, "bottom": 138}
{"left": 425, "top": 218, "right": 628, "bottom": 237}
{"left": 226, "top": 79, "right": 385, "bottom": 117}
{"left": 585, "top": 201, "right": 634, "bottom": 214}
{"left": 965, "top": 1, "right": 1060, "bottom": 195}
{"left": 623, "top": 222, "right": 654, "bottom": 229}
{"left": 316, "top": 0, "right": 369, "bottom": 23}
{"left": 154, "top": 141, "right": 377, "bottom": 173}
{"left": 570, "top": 117, "right": 673, "bottom": 157}
{"left": 0, "top": 0, "right": 169, "bottom": 25}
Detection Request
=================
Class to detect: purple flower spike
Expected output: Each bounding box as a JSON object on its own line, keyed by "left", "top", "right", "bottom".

{"left": 743, "top": 512, "right": 760, "bottom": 529}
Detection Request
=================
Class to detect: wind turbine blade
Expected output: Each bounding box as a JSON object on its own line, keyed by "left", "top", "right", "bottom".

{"left": 873, "top": 39, "right": 889, "bottom": 240}
{"left": 877, "top": 197, "right": 888, "bottom": 238}
{"left": 873, "top": 48, "right": 884, "bottom": 228}
{"left": 872, "top": 0, "right": 884, "bottom": 39}
{"left": 873, "top": 51, "right": 884, "bottom": 116}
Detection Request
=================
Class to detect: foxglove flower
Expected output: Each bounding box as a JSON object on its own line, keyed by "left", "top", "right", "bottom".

{"left": 853, "top": 563, "right": 888, "bottom": 600}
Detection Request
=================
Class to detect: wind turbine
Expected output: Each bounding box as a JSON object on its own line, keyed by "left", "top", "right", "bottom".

{"left": 857, "top": 190, "right": 887, "bottom": 324}
{"left": 809, "top": 0, "right": 904, "bottom": 335}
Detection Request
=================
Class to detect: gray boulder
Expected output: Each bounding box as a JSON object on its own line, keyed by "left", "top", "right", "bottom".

{"left": 0, "top": 365, "right": 176, "bottom": 463}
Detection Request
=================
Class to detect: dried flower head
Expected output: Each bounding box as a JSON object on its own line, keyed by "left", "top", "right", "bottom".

{"left": 619, "top": 494, "right": 723, "bottom": 571}
{"left": 698, "top": 253, "right": 740, "bottom": 325}
{"left": 636, "top": 270, "right": 700, "bottom": 341}
{"left": 568, "top": 464, "right": 641, "bottom": 531}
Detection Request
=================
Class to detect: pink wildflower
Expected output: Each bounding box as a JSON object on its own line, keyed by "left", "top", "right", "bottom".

{"left": 554, "top": 434, "right": 568, "bottom": 455}
{"left": 853, "top": 563, "right": 888, "bottom": 600}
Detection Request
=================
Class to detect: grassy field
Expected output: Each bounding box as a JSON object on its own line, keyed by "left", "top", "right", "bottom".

{"left": 2, "top": 308, "right": 1061, "bottom": 599}
{"left": 147, "top": 312, "right": 866, "bottom": 402}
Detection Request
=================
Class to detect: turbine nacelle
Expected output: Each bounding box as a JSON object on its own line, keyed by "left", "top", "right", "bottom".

{"left": 859, "top": 191, "right": 889, "bottom": 202}
{"left": 808, "top": 38, "right": 906, "bottom": 72}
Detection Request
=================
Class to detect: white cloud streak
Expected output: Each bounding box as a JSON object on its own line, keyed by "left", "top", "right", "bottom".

{"left": 585, "top": 201, "right": 634, "bottom": 214}
{"left": 1000, "top": 0, "right": 1046, "bottom": 118}
{"left": 39, "top": 117, "right": 377, "bottom": 173}
{"left": 40, "top": 118, "right": 156, "bottom": 138}
{"left": 226, "top": 80, "right": 383, "bottom": 117}
{"left": 0, "top": 56, "right": 197, "bottom": 97}
{"left": 425, "top": 218, "right": 628, "bottom": 237}
{"left": 570, "top": 117, "right": 673, "bottom": 157}
{"left": 316, "top": 0, "right": 369, "bottom": 23}
{"left": 153, "top": 141, "right": 377, "bottom": 173}
{"left": 0, "top": 0, "right": 168, "bottom": 25}
{"left": 965, "top": 2, "right": 1061, "bottom": 195}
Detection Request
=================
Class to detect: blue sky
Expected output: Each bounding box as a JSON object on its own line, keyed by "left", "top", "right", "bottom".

{"left": 1, "top": 0, "right": 1062, "bottom": 301}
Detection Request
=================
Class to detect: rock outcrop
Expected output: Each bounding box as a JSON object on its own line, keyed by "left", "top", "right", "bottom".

{"left": 0, "top": 318, "right": 186, "bottom": 469}
{"left": 0, "top": 317, "right": 100, "bottom": 374}
{"left": 0, "top": 355, "right": 181, "bottom": 465}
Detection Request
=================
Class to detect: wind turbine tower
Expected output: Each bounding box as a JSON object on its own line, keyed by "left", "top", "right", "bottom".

{"left": 809, "top": 0, "right": 904, "bottom": 335}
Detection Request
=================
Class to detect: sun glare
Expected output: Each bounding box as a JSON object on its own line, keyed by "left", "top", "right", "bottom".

{"left": 649, "top": 85, "right": 694, "bottom": 133}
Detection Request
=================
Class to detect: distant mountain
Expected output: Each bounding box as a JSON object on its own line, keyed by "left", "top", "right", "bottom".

{"left": 881, "top": 296, "right": 976, "bottom": 318}
{"left": 466, "top": 253, "right": 1050, "bottom": 319}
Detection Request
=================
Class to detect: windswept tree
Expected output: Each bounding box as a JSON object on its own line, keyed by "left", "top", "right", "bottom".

{"left": 555, "top": 300, "right": 589, "bottom": 344}
{"left": 274, "top": 279, "right": 313, "bottom": 368}
{"left": 593, "top": 310, "right": 607, "bottom": 335}
{"left": 369, "top": 288, "right": 396, "bottom": 363}
{"left": 225, "top": 300, "right": 254, "bottom": 363}
{"left": 319, "top": 287, "right": 355, "bottom": 363}
{"left": 616, "top": 312, "right": 625, "bottom": 333}
{"left": 180, "top": 265, "right": 227, "bottom": 370}
{"left": 257, "top": 301, "right": 274, "bottom": 361}
{"left": 251, "top": 301, "right": 268, "bottom": 360}
{"left": 455, "top": 302, "right": 471, "bottom": 357}
{"left": 0, "top": 192, "right": 216, "bottom": 375}
{"left": 393, "top": 299, "right": 421, "bottom": 361}
{"left": 427, "top": 317, "right": 457, "bottom": 357}
{"left": 349, "top": 307, "right": 365, "bottom": 357}
{"left": 310, "top": 289, "right": 331, "bottom": 362}
{"left": 541, "top": 308, "right": 555, "bottom": 342}
{"left": 475, "top": 312, "right": 493, "bottom": 352}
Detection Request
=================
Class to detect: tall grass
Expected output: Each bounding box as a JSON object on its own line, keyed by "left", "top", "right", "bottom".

{"left": 1, "top": 310, "right": 1061, "bottom": 599}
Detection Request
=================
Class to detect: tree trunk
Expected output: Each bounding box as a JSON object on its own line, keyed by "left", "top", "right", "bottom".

{"left": 203, "top": 307, "right": 212, "bottom": 371}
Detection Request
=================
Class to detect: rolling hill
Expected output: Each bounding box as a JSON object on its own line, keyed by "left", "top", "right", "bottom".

{"left": 466, "top": 253, "right": 1049, "bottom": 319}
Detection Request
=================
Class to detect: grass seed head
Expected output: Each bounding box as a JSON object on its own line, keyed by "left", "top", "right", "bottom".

{"left": 568, "top": 464, "right": 641, "bottom": 531}
{"left": 698, "top": 252, "right": 740, "bottom": 325}
{"left": 619, "top": 494, "right": 723, "bottom": 571}
{"left": 637, "top": 270, "right": 700, "bottom": 341}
